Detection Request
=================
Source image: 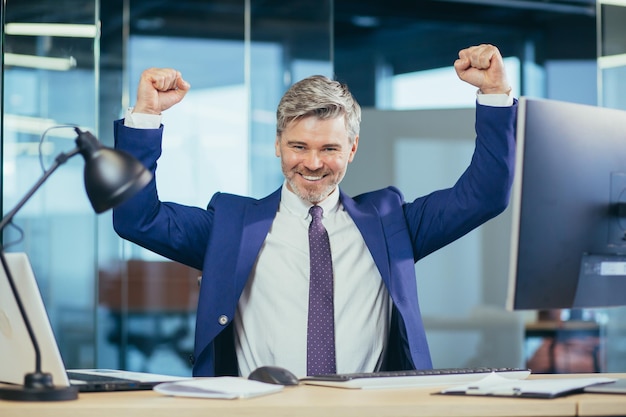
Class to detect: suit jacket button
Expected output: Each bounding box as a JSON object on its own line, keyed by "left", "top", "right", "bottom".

{"left": 218, "top": 315, "right": 229, "bottom": 325}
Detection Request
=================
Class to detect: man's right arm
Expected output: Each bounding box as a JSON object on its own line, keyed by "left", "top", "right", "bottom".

{"left": 112, "top": 68, "right": 210, "bottom": 270}
{"left": 112, "top": 119, "right": 211, "bottom": 270}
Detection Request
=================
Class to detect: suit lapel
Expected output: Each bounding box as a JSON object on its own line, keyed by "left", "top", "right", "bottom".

{"left": 339, "top": 189, "right": 392, "bottom": 287}
{"left": 234, "top": 188, "right": 282, "bottom": 291}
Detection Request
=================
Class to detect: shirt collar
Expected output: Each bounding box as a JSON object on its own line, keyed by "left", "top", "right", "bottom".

{"left": 280, "top": 181, "right": 341, "bottom": 219}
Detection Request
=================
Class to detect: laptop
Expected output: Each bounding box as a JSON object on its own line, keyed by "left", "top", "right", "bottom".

{"left": 0, "top": 252, "right": 188, "bottom": 392}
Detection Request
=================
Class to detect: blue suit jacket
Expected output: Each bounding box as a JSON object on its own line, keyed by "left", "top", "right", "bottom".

{"left": 112, "top": 101, "right": 517, "bottom": 376}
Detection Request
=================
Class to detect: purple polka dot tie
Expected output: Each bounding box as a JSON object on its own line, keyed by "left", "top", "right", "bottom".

{"left": 306, "top": 205, "right": 336, "bottom": 376}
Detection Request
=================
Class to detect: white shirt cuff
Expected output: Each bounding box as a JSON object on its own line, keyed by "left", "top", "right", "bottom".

{"left": 123, "top": 107, "right": 162, "bottom": 129}
{"left": 476, "top": 90, "right": 514, "bottom": 107}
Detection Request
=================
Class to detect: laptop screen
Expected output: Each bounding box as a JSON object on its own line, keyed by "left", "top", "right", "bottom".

{"left": 0, "top": 252, "right": 71, "bottom": 387}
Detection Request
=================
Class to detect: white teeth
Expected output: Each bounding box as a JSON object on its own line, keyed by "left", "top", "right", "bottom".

{"left": 302, "top": 175, "right": 323, "bottom": 181}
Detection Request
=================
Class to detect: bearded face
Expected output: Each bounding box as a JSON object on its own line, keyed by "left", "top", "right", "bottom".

{"left": 275, "top": 116, "right": 358, "bottom": 204}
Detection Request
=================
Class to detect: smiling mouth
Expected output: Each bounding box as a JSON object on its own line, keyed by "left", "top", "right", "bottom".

{"left": 301, "top": 174, "right": 325, "bottom": 181}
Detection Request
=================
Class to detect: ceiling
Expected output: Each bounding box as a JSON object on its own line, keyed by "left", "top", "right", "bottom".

{"left": 335, "top": 0, "right": 596, "bottom": 55}
{"left": 3, "top": 0, "right": 598, "bottom": 80}
{"left": 120, "top": 0, "right": 598, "bottom": 61}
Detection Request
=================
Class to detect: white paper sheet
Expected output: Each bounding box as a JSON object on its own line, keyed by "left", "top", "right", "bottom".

{"left": 154, "top": 377, "right": 284, "bottom": 399}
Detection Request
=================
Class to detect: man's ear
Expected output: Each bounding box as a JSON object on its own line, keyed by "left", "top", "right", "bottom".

{"left": 348, "top": 135, "right": 359, "bottom": 163}
{"left": 275, "top": 135, "right": 281, "bottom": 157}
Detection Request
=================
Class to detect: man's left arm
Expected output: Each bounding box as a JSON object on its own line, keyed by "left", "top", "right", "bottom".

{"left": 405, "top": 98, "right": 517, "bottom": 261}
{"left": 404, "top": 44, "right": 517, "bottom": 260}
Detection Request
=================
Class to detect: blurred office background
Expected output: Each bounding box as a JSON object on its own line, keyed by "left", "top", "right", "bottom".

{"left": 1, "top": 0, "right": 625, "bottom": 376}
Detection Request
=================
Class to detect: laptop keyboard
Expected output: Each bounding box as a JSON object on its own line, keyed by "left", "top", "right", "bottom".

{"left": 300, "top": 366, "right": 531, "bottom": 389}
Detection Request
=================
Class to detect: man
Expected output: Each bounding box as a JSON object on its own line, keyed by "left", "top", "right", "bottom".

{"left": 113, "top": 44, "right": 516, "bottom": 378}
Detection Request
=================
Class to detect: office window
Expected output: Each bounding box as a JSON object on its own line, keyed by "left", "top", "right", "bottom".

{"left": 388, "top": 57, "right": 521, "bottom": 110}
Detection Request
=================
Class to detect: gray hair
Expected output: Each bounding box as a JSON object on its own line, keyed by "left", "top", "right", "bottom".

{"left": 276, "top": 75, "right": 361, "bottom": 143}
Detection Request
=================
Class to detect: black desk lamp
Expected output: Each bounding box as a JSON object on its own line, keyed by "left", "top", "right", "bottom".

{"left": 0, "top": 127, "right": 152, "bottom": 401}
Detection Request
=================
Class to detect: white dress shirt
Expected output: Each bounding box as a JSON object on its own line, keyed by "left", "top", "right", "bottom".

{"left": 234, "top": 185, "right": 389, "bottom": 378}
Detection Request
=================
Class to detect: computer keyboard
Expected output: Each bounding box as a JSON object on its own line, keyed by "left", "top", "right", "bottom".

{"left": 299, "top": 367, "right": 531, "bottom": 389}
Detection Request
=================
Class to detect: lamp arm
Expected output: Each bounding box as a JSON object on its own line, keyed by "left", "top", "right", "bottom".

{"left": 0, "top": 147, "right": 80, "bottom": 233}
{"left": 0, "top": 126, "right": 148, "bottom": 401}
{"left": 0, "top": 147, "right": 79, "bottom": 375}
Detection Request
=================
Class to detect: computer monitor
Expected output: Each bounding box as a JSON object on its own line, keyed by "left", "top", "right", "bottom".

{"left": 507, "top": 97, "right": 626, "bottom": 310}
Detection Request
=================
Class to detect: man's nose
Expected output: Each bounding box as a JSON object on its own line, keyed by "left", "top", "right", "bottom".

{"left": 303, "top": 151, "right": 324, "bottom": 170}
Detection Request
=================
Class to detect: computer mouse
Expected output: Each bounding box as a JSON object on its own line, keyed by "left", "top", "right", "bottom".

{"left": 247, "top": 365, "right": 300, "bottom": 386}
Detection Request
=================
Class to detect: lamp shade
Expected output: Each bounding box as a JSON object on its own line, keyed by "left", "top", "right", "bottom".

{"left": 75, "top": 128, "right": 152, "bottom": 213}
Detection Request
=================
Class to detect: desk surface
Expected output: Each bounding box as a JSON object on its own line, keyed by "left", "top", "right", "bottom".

{"left": 1, "top": 373, "right": 625, "bottom": 417}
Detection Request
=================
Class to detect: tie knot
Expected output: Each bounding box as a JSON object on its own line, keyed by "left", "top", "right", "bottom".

{"left": 309, "top": 205, "right": 323, "bottom": 221}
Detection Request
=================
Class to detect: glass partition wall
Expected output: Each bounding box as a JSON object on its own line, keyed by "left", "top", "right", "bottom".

{"left": 2, "top": 0, "right": 101, "bottom": 369}
{"left": 597, "top": 0, "right": 626, "bottom": 373}
{"left": 2, "top": 0, "right": 332, "bottom": 375}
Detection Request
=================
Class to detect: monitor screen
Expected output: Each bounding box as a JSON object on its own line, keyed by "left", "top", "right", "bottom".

{"left": 507, "top": 97, "right": 626, "bottom": 310}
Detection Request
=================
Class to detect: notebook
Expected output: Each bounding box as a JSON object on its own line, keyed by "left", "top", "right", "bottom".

{"left": 584, "top": 378, "right": 626, "bottom": 395}
{"left": 0, "top": 252, "right": 187, "bottom": 392}
{"left": 438, "top": 372, "right": 616, "bottom": 399}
